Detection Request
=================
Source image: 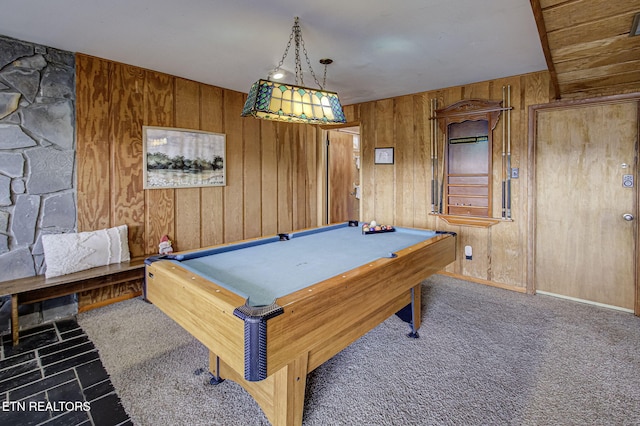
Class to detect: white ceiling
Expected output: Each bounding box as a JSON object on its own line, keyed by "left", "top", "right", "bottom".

{"left": 0, "top": 0, "right": 548, "bottom": 105}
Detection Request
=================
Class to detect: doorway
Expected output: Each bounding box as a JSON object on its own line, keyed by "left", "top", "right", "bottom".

{"left": 531, "top": 97, "right": 639, "bottom": 313}
{"left": 327, "top": 126, "right": 361, "bottom": 224}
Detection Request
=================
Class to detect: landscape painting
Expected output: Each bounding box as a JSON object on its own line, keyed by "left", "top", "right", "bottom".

{"left": 143, "top": 126, "right": 226, "bottom": 189}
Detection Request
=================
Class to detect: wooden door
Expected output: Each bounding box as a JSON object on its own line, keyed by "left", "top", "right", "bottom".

{"left": 328, "top": 131, "right": 359, "bottom": 223}
{"left": 534, "top": 100, "right": 638, "bottom": 311}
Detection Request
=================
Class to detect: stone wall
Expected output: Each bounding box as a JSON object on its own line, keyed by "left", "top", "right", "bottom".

{"left": 0, "top": 35, "right": 76, "bottom": 332}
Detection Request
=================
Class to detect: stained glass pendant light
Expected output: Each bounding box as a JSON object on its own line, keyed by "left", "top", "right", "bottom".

{"left": 241, "top": 17, "right": 346, "bottom": 125}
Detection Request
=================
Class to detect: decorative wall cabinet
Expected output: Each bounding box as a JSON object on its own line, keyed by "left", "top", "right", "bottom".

{"left": 430, "top": 95, "right": 512, "bottom": 227}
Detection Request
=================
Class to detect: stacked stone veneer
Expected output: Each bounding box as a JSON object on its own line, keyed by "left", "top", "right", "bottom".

{"left": 0, "top": 35, "right": 76, "bottom": 332}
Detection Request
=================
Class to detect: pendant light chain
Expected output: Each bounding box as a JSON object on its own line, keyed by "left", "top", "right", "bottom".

{"left": 322, "top": 64, "right": 328, "bottom": 89}
{"left": 294, "top": 18, "right": 304, "bottom": 86}
{"left": 274, "top": 25, "right": 295, "bottom": 79}
{"left": 274, "top": 17, "right": 325, "bottom": 90}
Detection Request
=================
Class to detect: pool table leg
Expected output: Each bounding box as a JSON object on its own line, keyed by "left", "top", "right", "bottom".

{"left": 209, "top": 350, "right": 309, "bottom": 426}
{"left": 408, "top": 284, "right": 422, "bottom": 338}
{"left": 208, "top": 355, "right": 225, "bottom": 385}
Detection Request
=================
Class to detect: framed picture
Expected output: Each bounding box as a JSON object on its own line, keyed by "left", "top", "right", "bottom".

{"left": 374, "top": 147, "right": 394, "bottom": 164}
{"left": 143, "top": 126, "right": 226, "bottom": 189}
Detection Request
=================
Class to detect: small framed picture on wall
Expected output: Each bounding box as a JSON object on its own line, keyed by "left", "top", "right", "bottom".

{"left": 374, "top": 147, "right": 394, "bottom": 164}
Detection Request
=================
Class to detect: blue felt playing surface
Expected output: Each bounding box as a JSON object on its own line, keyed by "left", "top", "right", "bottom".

{"left": 176, "top": 224, "right": 436, "bottom": 306}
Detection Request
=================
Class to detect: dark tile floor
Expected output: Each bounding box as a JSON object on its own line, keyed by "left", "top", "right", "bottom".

{"left": 0, "top": 319, "right": 132, "bottom": 426}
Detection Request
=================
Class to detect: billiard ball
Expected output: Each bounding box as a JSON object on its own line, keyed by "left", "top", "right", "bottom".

{"left": 370, "top": 220, "right": 377, "bottom": 227}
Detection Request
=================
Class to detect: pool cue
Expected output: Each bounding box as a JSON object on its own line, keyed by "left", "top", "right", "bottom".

{"left": 434, "top": 97, "right": 446, "bottom": 214}
{"left": 501, "top": 86, "right": 507, "bottom": 219}
{"left": 506, "top": 84, "right": 512, "bottom": 219}
{"left": 439, "top": 117, "right": 446, "bottom": 214}
{"left": 435, "top": 98, "right": 442, "bottom": 214}
{"left": 430, "top": 98, "right": 436, "bottom": 213}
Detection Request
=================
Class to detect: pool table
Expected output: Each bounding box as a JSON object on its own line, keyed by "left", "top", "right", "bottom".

{"left": 144, "top": 221, "right": 456, "bottom": 426}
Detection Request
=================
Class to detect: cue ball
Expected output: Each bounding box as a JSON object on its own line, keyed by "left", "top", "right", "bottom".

{"left": 370, "top": 220, "right": 377, "bottom": 227}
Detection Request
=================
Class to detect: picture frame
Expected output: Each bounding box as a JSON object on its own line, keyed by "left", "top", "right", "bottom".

{"left": 143, "top": 126, "right": 226, "bottom": 189}
{"left": 374, "top": 147, "right": 394, "bottom": 164}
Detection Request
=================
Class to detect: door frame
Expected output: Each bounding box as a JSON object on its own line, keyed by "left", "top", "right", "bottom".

{"left": 319, "top": 122, "right": 361, "bottom": 225}
{"left": 528, "top": 92, "right": 640, "bottom": 315}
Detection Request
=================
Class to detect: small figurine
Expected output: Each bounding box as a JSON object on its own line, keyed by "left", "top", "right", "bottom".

{"left": 159, "top": 235, "right": 173, "bottom": 255}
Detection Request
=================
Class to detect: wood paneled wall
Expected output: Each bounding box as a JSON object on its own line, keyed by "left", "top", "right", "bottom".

{"left": 76, "top": 50, "right": 552, "bottom": 296}
{"left": 76, "top": 54, "right": 322, "bottom": 259}
{"left": 349, "top": 71, "right": 553, "bottom": 290}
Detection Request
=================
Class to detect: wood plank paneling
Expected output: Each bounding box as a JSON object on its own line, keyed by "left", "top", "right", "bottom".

{"left": 243, "top": 105, "right": 262, "bottom": 239}
{"left": 109, "top": 62, "right": 146, "bottom": 257}
{"left": 560, "top": 70, "right": 640, "bottom": 94}
{"left": 542, "top": 0, "right": 639, "bottom": 31}
{"left": 143, "top": 70, "right": 174, "bottom": 254}
{"left": 552, "top": 36, "right": 640, "bottom": 64}
{"left": 461, "top": 226, "right": 489, "bottom": 278}
{"left": 342, "top": 104, "right": 359, "bottom": 123}
{"left": 373, "top": 99, "right": 395, "bottom": 224}
{"left": 547, "top": 12, "right": 637, "bottom": 51}
{"left": 462, "top": 81, "right": 491, "bottom": 100}
{"left": 277, "top": 123, "right": 294, "bottom": 232}
{"left": 557, "top": 58, "right": 640, "bottom": 82}
{"left": 394, "top": 95, "right": 414, "bottom": 227}
{"left": 538, "top": 0, "right": 566, "bottom": 8}
{"left": 174, "top": 78, "right": 202, "bottom": 251}
{"left": 359, "top": 102, "right": 376, "bottom": 224}
{"left": 535, "top": 0, "right": 640, "bottom": 98}
{"left": 304, "top": 125, "right": 319, "bottom": 227}
{"left": 76, "top": 55, "right": 111, "bottom": 232}
{"left": 145, "top": 189, "right": 175, "bottom": 252}
{"left": 200, "top": 85, "right": 225, "bottom": 247}
{"left": 293, "top": 126, "right": 306, "bottom": 230}
{"left": 413, "top": 94, "right": 430, "bottom": 228}
{"left": 144, "top": 71, "right": 174, "bottom": 126}
{"left": 487, "top": 76, "right": 525, "bottom": 285}
{"left": 223, "top": 90, "right": 245, "bottom": 242}
{"left": 261, "top": 121, "right": 278, "bottom": 235}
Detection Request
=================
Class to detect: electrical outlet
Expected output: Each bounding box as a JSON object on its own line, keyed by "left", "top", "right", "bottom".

{"left": 511, "top": 168, "right": 519, "bottom": 179}
{"left": 464, "top": 245, "right": 472, "bottom": 260}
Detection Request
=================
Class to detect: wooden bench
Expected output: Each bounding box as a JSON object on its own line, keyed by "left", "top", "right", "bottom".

{"left": 0, "top": 257, "right": 146, "bottom": 346}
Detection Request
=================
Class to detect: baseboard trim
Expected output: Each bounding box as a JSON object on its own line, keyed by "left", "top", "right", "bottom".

{"left": 439, "top": 271, "right": 527, "bottom": 294}
{"left": 535, "top": 290, "right": 634, "bottom": 313}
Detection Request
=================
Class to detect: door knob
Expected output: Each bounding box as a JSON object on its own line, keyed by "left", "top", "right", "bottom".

{"left": 622, "top": 213, "right": 634, "bottom": 221}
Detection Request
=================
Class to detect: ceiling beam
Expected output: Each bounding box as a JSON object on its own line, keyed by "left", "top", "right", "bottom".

{"left": 530, "top": 0, "right": 561, "bottom": 99}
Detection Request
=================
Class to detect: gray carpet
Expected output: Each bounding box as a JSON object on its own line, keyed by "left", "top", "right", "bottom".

{"left": 77, "top": 275, "right": 640, "bottom": 425}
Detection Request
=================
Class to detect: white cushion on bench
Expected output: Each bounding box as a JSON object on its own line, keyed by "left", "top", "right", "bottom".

{"left": 42, "top": 225, "right": 131, "bottom": 278}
